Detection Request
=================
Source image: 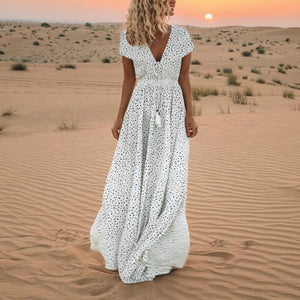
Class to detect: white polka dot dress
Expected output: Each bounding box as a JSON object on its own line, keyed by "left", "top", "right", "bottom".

{"left": 90, "top": 24, "right": 194, "bottom": 284}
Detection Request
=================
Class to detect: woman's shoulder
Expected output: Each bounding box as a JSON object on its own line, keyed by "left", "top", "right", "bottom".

{"left": 120, "top": 28, "right": 127, "bottom": 41}
{"left": 120, "top": 28, "right": 134, "bottom": 48}
{"left": 120, "top": 28, "right": 135, "bottom": 47}
{"left": 119, "top": 28, "right": 135, "bottom": 59}
{"left": 171, "top": 25, "right": 194, "bottom": 57}
{"left": 173, "top": 25, "right": 191, "bottom": 36}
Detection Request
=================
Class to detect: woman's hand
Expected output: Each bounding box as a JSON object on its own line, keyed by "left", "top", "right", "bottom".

{"left": 111, "top": 116, "right": 124, "bottom": 140}
{"left": 185, "top": 114, "right": 198, "bottom": 138}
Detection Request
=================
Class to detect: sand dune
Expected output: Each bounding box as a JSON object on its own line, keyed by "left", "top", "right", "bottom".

{"left": 1, "top": 21, "right": 300, "bottom": 299}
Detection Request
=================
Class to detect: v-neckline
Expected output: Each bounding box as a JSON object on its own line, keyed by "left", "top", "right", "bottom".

{"left": 147, "top": 25, "right": 173, "bottom": 64}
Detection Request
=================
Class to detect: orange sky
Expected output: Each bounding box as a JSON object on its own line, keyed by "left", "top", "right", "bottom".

{"left": 0, "top": 0, "right": 299, "bottom": 27}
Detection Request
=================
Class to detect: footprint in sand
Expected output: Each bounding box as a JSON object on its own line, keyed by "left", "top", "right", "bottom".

{"left": 55, "top": 228, "right": 79, "bottom": 242}
{"left": 209, "top": 239, "right": 227, "bottom": 247}
{"left": 202, "top": 251, "right": 239, "bottom": 269}
{"left": 242, "top": 239, "right": 259, "bottom": 249}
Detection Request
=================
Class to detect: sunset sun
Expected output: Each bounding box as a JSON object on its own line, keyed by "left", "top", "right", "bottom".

{"left": 204, "top": 13, "right": 213, "bottom": 20}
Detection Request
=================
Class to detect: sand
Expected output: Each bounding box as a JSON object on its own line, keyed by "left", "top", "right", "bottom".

{"left": 0, "top": 21, "right": 300, "bottom": 299}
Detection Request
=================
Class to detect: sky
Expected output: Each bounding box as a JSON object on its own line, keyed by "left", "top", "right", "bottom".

{"left": 0, "top": 0, "right": 299, "bottom": 28}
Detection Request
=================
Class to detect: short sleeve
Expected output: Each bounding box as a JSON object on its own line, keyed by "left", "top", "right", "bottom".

{"left": 180, "top": 27, "right": 194, "bottom": 58}
{"left": 119, "top": 29, "right": 134, "bottom": 60}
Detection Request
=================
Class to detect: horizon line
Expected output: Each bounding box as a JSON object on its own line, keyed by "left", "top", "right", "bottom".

{"left": 0, "top": 18, "right": 298, "bottom": 29}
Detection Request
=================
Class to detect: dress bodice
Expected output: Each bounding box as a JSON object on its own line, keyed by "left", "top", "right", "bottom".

{"left": 119, "top": 25, "right": 194, "bottom": 82}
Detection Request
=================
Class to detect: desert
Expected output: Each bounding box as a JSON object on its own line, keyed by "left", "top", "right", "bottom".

{"left": 1, "top": 20, "right": 300, "bottom": 299}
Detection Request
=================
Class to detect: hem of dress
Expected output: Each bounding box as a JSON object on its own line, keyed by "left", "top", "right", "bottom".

{"left": 91, "top": 242, "right": 186, "bottom": 284}
{"left": 120, "top": 264, "right": 185, "bottom": 284}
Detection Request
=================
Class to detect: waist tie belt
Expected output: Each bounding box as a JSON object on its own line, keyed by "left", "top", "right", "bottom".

{"left": 137, "top": 79, "right": 179, "bottom": 128}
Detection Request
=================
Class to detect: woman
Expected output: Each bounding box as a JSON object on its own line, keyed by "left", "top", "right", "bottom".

{"left": 90, "top": 0, "right": 198, "bottom": 284}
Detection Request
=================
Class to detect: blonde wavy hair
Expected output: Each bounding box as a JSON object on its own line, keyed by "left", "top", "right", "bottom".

{"left": 122, "top": 0, "right": 172, "bottom": 46}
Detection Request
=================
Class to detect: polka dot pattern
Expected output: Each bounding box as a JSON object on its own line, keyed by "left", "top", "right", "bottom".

{"left": 90, "top": 25, "right": 194, "bottom": 284}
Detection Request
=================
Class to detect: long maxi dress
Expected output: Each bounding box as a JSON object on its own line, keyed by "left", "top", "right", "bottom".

{"left": 90, "top": 24, "right": 195, "bottom": 284}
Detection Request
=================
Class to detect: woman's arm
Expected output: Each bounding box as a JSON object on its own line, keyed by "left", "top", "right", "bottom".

{"left": 117, "top": 56, "right": 136, "bottom": 119}
{"left": 178, "top": 53, "right": 193, "bottom": 117}
{"left": 112, "top": 56, "right": 136, "bottom": 140}
{"left": 178, "top": 53, "right": 198, "bottom": 138}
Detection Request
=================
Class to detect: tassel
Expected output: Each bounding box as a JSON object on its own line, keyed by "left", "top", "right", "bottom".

{"left": 155, "top": 109, "right": 161, "bottom": 127}
{"left": 142, "top": 249, "right": 150, "bottom": 263}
